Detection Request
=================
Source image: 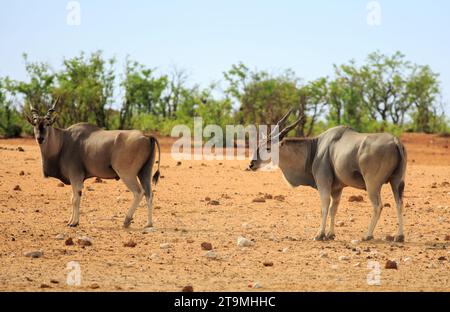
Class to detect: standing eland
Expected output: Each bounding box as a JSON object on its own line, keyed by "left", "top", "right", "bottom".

{"left": 249, "top": 110, "right": 407, "bottom": 242}
{"left": 26, "top": 99, "right": 161, "bottom": 229}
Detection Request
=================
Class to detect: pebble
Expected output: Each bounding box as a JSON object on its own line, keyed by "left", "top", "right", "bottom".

{"left": 77, "top": 236, "right": 92, "bottom": 247}
{"left": 57, "top": 182, "right": 65, "bottom": 187}
{"left": 385, "top": 260, "right": 398, "bottom": 269}
{"left": 90, "top": 283, "right": 100, "bottom": 289}
{"left": 55, "top": 233, "right": 65, "bottom": 240}
{"left": 24, "top": 250, "right": 43, "bottom": 258}
{"left": 250, "top": 282, "right": 261, "bottom": 289}
{"left": 339, "top": 255, "right": 350, "bottom": 261}
{"left": 336, "top": 221, "right": 345, "bottom": 227}
{"left": 65, "top": 237, "right": 74, "bottom": 246}
{"left": 204, "top": 250, "right": 218, "bottom": 260}
{"left": 201, "top": 242, "right": 213, "bottom": 251}
{"left": 252, "top": 197, "right": 266, "bottom": 203}
{"left": 353, "top": 262, "right": 361, "bottom": 267}
{"left": 143, "top": 227, "right": 156, "bottom": 234}
{"left": 19, "top": 170, "right": 25, "bottom": 176}
{"left": 182, "top": 285, "right": 194, "bottom": 292}
{"left": 263, "top": 261, "right": 274, "bottom": 267}
{"left": 241, "top": 223, "right": 252, "bottom": 229}
{"left": 319, "top": 251, "right": 328, "bottom": 258}
{"left": 209, "top": 200, "right": 220, "bottom": 206}
{"left": 237, "top": 236, "right": 254, "bottom": 247}
{"left": 274, "top": 195, "right": 285, "bottom": 201}
{"left": 13, "top": 185, "right": 21, "bottom": 191}
{"left": 351, "top": 240, "right": 359, "bottom": 245}
{"left": 160, "top": 243, "right": 171, "bottom": 249}
{"left": 124, "top": 240, "right": 137, "bottom": 248}
{"left": 282, "top": 247, "right": 289, "bottom": 253}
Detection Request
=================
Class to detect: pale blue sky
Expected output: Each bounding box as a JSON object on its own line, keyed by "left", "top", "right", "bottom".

{"left": 1, "top": 0, "right": 449, "bottom": 114}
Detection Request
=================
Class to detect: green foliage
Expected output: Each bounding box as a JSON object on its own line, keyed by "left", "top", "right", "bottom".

{"left": 0, "top": 51, "right": 447, "bottom": 139}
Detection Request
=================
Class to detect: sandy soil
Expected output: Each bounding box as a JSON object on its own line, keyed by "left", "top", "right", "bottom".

{"left": 0, "top": 133, "right": 449, "bottom": 292}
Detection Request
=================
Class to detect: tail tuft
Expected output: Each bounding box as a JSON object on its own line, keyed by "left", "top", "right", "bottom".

{"left": 152, "top": 170, "right": 160, "bottom": 185}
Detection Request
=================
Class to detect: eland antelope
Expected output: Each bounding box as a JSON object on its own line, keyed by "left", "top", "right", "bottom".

{"left": 249, "top": 110, "right": 407, "bottom": 242}
{"left": 26, "top": 100, "right": 161, "bottom": 229}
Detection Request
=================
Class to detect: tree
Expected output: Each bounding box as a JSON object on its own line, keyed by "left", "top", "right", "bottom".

{"left": 406, "top": 65, "right": 441, "bottom": 133}
{"left": 56, "top": 51, "right": 115, "bottom": 128}
{"left": 120, "top": 59, "right": 168, "bottom": 129}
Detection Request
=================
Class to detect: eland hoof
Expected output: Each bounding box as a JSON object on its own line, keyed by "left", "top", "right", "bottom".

{"left": 362, "top": 235, "right": 374, "bottom": 242}
{"left": 314, "top": 233, "right": 326, "bottom": 241}
{"left": 123, "top": 217, "right": 133, "bottom": 228}
{"left": 394, "top": 235, "right": 405, "bottom": 243}
{"left": 326, "top": 233, "right": 336, "bottom": 241}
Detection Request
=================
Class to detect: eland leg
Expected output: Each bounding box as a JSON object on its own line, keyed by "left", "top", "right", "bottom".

{"left": 363, "top": 185, "right": 383, "bottom": 241}
{"left": 68, "top": 178, "right": 83, "bottom": 227}
{"left": 138, "top": 172, "right": 154, "bottom": 229}
{"left": 391, "top": 180, "right": 405, "bottom": 242}
{"left": 326, "top": 188, "right": 343, "bottom": 240}
{"left": 314, "top": 186, "right": 331, "bottom": 241}
{"left": 121, "top": 176, "right": 144, "bottom": 228}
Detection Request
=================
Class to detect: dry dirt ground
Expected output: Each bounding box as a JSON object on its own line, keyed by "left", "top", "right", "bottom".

{"left": 0, "top": 133, "right": 449, "bottom": 292}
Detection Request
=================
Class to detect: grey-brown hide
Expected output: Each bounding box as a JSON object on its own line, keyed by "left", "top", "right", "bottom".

{"left": 250, "top": 115, "right": 407, "bottom": 242}
{"left": 27, "top": 103, "right": 161, "bottom": 229}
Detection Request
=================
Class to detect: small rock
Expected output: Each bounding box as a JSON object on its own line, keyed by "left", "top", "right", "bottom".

{"left": 24, "top": 250, "right": 43, "bottom": 258}
{"left": 89, "top": 283, "right": 100, "bottom": 289}
{"left": 17, "top": 146, "right": 25, "bottom": 152}
{"left": 94, "top": 177, "right": 103, "bottom": 183}
{"left": 438, "top": 256, "right": 447, "bottom": 261}
{"left": 385, "top": 260, "right": 398, "bottom": 269}
{"left": 237, "top": 236, "right": 254, "bottom": 247}
{"left": 201, "top": 242, "right": 213, "bottom": 251}
{"left": 204, "top": 250, "right": 218, "bottom": 259}
{"left": 13, "top": 185, "right": 21, "bottom": 191}
{"left": 263, "top": 261, "right": 274, "bottom": 267}
{"left": 55, "top": 233, "right": 65, "bottom": 240}
{"left": 241, "top": 223, "right": 252, "bottom": 229}
{"left": 351, "top": 240, "right": 359, "bottom": 245}
{"left": 264, "top": 194, "right": 273, "bottom": 200}
{"left": 182, "top": 285, "right": 194, "bottom": 292}
{"left": 57, "top": 182, "right": 65, "bottom": 187}
{"left": 204, "top": 197, "right": 211, "bottom": 202}
{"left": 176, "top": 161, "right": 182, "bottom": 166}
{"left": 336, "top": 221, "right": 345, "bottom": 227}
{"left": 209, "top": 200, "right": 220, "bottom": 206}
{"left": 50, "top": 279, "right": 59, "bottom": 284}
{"left": 150, "top": 253, "right": 160, "bottom": 261}
{"left": 40, "top": 284, "right": 51, "bottom": 288}
{"left": 282, "top": 247, "right": 289, "bottom": 253}
{"left": 384, "top": 203, "right": 391, "bottom": 208}
{"left": 251, "top": 282, "right": 261, "bottom": 289}
{"left": 65, "top": 237, "right": 74, "bottom": 246}
{"left": 444, "top": 235, "right": 450, "bottom": 241}
{"left": 403, "top": 257, "right": 412, "bottom": 263}
{"left": 353, "top": 262, "right": 361, "bottom": 267}
{"left": 274, "top": 195, "right": 285, "bottom": 202}
{"left": 19, "top": 170, "right": 25, "bottom": 176}
{"left": 86, "top": 186, "right": 94, "bottom": 192}
{"left": 319, "top": 251, "right": 328, "bottom": 258}
{"left": 349, "top": 217, "right": 355, "bottom": 222}
{"left": 252, "top": 197, "right": 266, "bottom": 203}
{"left": 142, "top": 227, "right": 156, "bottom": 234}
{"left": 77, "top": 236, "right": 92, "bottom": 247}
{"left": 339, "top": 255, "right": 350, "bottom": 261}
{"left": 385, "top": 235, "right": 395, "bottom": 242}
{"left": 348, "top": 195, "right": 364, "bottom": 202}
{"left": 124, "top": 240, "right": 137, "bottom": 248}
{"left": 160, "top": 243, "right": 171, "bottom": 249}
